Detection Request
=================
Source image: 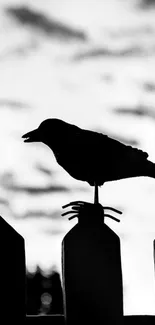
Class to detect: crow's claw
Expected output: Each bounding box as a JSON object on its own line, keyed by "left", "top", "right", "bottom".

{"left": 62, "top": 201, "right": 85, "bottom": 209}
{"left": 62, "top": 201, "right": 122, "bottom": 222}
{"left": 104, "top": 214, "right": 120, "bottom": 222}
{"left": 103, "top": 206, "right": 122, "bottom": 215}
{"left": 61, "top": 210, "right": 78, "bottom": 217}
{"left": 68, "top": 214, "right": 79, "bottom": 220}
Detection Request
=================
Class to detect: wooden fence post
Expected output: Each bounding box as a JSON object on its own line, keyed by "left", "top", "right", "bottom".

{"left": 62, "top": 202, "right": 123, "bottom": 325}
{"left": 0, "top": 216, "right": 26, "bottom": 323}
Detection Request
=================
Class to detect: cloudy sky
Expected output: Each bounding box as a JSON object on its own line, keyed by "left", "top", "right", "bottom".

{"left": 1, "top": 0, "right": 155, "bottom": 315}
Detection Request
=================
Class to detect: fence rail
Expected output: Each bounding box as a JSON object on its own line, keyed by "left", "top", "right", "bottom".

{"left": 26, "top": 315, "right": 155, "bottom": 324}
{"left": 26, "top": 315, "right": 64, "bottom": 324}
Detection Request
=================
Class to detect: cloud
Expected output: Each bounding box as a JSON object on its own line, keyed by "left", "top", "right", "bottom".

{"left": 114, "top": 105, "right": 155, "bottom": 120}
{"left": 17, "top": 210, "right": 62, "bottom": 220}
{"left": 73, "top": 46, "right": 146, "bottom": 61}
{"left": 0, "top": 99, "right": 30, "bottom": 110}
{"left": 5, "top": 6, "right": 87, "bottom": 42}
{"left": 35, "top": 164, "right": 55, "bottom": 177}
{"left": 4, "top": 183, "right": 69, "bottom": 194}
{"left": 139, "top": 0, "right": 155, "bottom": 8}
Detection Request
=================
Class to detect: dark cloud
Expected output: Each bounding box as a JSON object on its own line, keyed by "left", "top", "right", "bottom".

{"left": 0, "top": 198, "right": 9, "bottom": 206}
{"left": 4, "top": 184, "right": 69, "bottom": 194}
{"left": 139, "top": 0, "right": 155, "bottom": 8}
{"left": 14, "top": 209, "right": 62, "bottom": 220}
{"left": 0, "top": 172, "right": 69, "bottom": 194}
{"left": 114, "top": 105, "right": 155, "bottom": 119}
{"left": 35, "top": 164, "right": 55, "bottom": 177}
{"left": 73, "top": 46, "right": 145, "bottom": 61}
{"left": 5, "top": 6, "right": 87, "bottom": 42}
{"left": 143, "top": 82, "right": 155, "bottom": 92}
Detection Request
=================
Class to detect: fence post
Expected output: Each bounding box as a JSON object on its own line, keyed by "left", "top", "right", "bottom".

{"left": 0, "top": 216, "right": 26, "bottom": 323}
{"left": 62, "top": 202, "right": 123, "bottom": 325}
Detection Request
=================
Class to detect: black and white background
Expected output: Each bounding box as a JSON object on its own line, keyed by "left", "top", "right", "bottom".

{"left": 0, "top": 0, "right": 155, "bottom": 315}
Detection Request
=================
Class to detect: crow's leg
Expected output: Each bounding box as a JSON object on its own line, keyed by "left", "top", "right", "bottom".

{"left": 94, "top": 182, "right": 99, "bottom": 204}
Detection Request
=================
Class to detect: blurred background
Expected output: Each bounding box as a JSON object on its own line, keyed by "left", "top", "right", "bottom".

{"left": 1, "top": 0, "right": 155, "bottom": 316}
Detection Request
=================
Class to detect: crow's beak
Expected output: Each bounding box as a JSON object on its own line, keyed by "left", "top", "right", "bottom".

{"left": 22, "top": 128, "right": 41, "bottom": 143}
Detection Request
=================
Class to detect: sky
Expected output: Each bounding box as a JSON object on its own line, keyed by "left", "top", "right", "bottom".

{"left": 0, "top": 0, "right": 155, "bottom": 315}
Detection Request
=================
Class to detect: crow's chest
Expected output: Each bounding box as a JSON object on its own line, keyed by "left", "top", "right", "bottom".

{"left": 54, "top": 141, "right": 97, "bottom": 181}
{"left": 56, "top": 148, "right": 87, "bottom": 173}
{"left": 54, "top": 141, "right": 109, "bottom": 187}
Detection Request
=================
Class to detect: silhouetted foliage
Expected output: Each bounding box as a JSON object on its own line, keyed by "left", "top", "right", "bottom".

{"left": 26, "top": 266, "right": 63, "bottom": 315}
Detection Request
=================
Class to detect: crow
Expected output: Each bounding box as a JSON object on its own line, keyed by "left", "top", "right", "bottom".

{"left": 22, "top": 118, "right": 155, "bottom": 204}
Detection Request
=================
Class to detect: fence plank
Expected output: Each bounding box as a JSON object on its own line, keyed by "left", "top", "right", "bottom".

{"left": 62, "top": 203, "right": 123, "bottom": 325}
{"left": 0, "top": 216, "right": 26, "bottom": 323}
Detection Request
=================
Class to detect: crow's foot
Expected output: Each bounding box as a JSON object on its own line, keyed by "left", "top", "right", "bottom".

{"left": 61, "top": 201, "right": 122, "bottom": 222}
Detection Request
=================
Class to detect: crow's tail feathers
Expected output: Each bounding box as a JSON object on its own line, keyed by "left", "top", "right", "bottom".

{"left": 143, "top": 160, "right": 155, "bottom": 179}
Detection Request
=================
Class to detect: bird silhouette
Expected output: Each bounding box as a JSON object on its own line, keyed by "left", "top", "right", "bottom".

{"left": 22, "top": 118, "right": 155, "bottom": 204}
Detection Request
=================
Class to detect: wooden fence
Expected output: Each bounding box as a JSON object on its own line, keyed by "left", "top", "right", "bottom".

{"left": 1, "top": 212, "right": 155, "bottom": 324}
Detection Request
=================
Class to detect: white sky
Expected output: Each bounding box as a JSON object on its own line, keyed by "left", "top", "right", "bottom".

{"left": 1, "top": 0, "right": 155, "bottom": 315}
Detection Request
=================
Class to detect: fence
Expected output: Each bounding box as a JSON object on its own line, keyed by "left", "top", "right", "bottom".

{"left": 1, "top": 212, "right": 155, "bottom": 324}
{"left": 25, "top": 315, "right": 155, "bottom": 324}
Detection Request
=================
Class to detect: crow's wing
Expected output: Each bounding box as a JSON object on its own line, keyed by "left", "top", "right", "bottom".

{"left": 71, "top": 128, "right": 149, "bottom": 163}
{"left": 98, "top": 133, "right": 149, "bottom": 161}
{"left": 55, "top": 126, "right": 150, "bottom": 185}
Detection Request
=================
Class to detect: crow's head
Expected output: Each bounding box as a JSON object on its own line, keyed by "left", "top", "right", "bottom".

{"left": 22, "top": 118, "right": 69, "bottom": 144}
